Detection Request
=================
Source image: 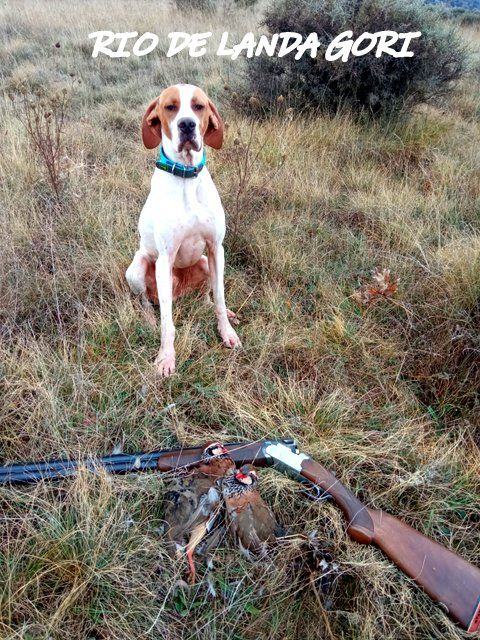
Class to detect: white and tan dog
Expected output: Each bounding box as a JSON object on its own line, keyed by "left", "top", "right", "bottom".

{"left": 126, "top": 84, "right": 241, "bottom": 377}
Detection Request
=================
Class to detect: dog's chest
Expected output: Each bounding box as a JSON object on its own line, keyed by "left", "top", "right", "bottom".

{"left": 181, "top": 183, "right": 215, "bottom": 230}
{"left": 140, "top": 169, "right": 223, "bottom": 251}
{"left": 161, "top": 170, "right": 219, "bottom": 223}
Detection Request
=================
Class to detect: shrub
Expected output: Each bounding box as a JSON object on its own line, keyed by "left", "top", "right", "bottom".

{"left": 9, "top": 85, "right": 70, "bottom": 201}
{"left": 244, "top": 0, "right": 467, "bottom": 116}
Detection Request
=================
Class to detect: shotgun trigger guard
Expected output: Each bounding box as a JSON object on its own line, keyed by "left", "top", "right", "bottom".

{"left": 298, "top": 478, "right": 332, "bottom": 503}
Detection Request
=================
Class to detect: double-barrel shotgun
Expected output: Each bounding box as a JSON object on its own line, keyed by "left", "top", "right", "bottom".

{"left": 0, "top": 438, "right": 479, "bottom": 632}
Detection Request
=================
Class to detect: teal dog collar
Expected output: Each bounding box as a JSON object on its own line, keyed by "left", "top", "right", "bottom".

{"left": 155, "top": 146, "right": 206, "bottom": 178}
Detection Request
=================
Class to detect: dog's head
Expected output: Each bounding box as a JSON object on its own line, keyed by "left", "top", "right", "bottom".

{"left": 141, "top": 84, "right": 223, "bottom": 160}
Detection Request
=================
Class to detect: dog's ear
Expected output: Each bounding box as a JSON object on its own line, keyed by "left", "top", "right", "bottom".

{"left": 204, "top": 99, "right": 224, "bottom": 150}
{"left": 142, "top": 98, "right": 162, "bottom": 149}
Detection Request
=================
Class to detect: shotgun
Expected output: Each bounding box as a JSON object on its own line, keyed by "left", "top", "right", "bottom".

{"left": 0, "top": 439, "right": 479, "bottom": 631}
{"left": 156, "top": 440, "right": 480, "bottom": 633}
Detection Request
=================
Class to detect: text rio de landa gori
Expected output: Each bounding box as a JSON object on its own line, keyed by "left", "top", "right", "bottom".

{"left": 88, "top": 30, "right": 422, "bottom": 62}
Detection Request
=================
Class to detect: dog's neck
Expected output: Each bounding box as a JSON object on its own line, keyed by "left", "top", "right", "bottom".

{"left": 161, "top": 136, "right": 204, "bottom": 168}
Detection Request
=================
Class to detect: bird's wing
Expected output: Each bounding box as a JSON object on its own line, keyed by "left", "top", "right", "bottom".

{"left": 250, "top": 498, "right": 277, "bottom": 543}
{"left": 183, "top": 483, "right": 221, "bottom": 532}
{"left": 164, "top": 485, "right": 194, "bottom": 546}
{"left": 164, "top": 475, "right": 221, "bottom": 546}
{"left": 227, "top": 494, "right": 277, "bottom": 552}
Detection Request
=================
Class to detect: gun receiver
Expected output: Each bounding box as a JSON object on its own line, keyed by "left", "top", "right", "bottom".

{"left": 262, "top": 442, "right": 480, "bottom": 633}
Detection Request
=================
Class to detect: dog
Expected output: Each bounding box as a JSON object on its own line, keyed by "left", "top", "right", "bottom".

{"left": 126, "top": 84, "right": 241, "bottom": 377}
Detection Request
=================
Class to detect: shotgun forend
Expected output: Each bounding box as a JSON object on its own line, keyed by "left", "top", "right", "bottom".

{"left": 155, "top": 439, "right": 297, "bottom": 472}
{"left": 262, "top": 442, "right": 480, "bottom": 633}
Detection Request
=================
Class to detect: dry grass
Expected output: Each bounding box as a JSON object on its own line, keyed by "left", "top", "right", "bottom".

{"left": 0, "top": 1, "right": 479, "bottom": 639}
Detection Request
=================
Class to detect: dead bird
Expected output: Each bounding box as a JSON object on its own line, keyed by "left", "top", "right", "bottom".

{"left": 163, "top": 441, "right": 234, "bottom": 582}
{"left": 222, "top": 464, "right": 278, "bottom": 555}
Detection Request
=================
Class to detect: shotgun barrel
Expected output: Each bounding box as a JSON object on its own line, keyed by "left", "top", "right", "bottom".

{"left": 0, "top": 439, "right": 297, "bottom": 484}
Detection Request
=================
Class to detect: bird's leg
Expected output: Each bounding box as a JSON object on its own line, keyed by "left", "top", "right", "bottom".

{"left": 185, "top": 523, "right": 208, "bottom": 584}
{"left": 186, "top": 547, "right": 197, "bottom": 585}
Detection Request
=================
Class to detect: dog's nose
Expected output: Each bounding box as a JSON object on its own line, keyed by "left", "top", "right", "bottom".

{"left": 178, "top": 118, "right": 196, "bottom": 135}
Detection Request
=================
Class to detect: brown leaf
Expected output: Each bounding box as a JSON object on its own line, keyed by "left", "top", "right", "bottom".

{"left": 354, "top": 268, "right": 399, "bottom": 306}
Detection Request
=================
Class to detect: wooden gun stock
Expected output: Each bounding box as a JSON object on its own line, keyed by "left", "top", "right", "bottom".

{"left": 299, "top": 458, "right": 480, "bottom": 632}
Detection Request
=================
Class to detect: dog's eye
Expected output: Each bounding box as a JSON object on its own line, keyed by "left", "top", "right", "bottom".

{"left": 193, "top": 104, "right": 205, "bottom": 111}
{"left": 165, "top": 104, "right": 177, "bottom": 112}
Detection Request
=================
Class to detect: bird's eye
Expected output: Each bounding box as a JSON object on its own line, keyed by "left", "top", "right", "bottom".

{"left": 165, "top": 104, "right": 177, "bottom": 111}
{"left": 193, "top": 104, "right": 205, "bottom": 111}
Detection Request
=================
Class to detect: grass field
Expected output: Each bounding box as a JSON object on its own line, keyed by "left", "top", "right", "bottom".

{"left": 0, "top": 1, "right": 479, "bottom": 638}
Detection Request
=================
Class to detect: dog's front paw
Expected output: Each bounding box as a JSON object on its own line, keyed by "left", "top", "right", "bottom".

{"left": 155, "top": 351, "right": 176, "bottom": 377}
{"left": 219, "top": 323, "right": 242, "bottom": 349}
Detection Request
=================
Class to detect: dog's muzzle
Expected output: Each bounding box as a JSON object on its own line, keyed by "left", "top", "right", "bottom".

{"left": 178, "top": 117, "right": 200, "bottom": 152}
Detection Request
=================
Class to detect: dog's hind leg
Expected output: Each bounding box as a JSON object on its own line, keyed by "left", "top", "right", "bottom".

{"left": 126, "top": 249, "right": 157, "bottom": 327}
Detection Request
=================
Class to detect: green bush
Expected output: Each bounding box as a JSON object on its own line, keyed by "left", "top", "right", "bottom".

{"left": 244, "top": 0, "right": 467, "bottom": 116}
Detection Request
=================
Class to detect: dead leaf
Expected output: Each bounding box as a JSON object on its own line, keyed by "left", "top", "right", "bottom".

{"left": 354, "top": 268, "right": 399, "bottom": 306}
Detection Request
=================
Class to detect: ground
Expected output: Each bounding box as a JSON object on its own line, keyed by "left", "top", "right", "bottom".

{"left": 0, "top": 1, "right": 479, "bottom": 639}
